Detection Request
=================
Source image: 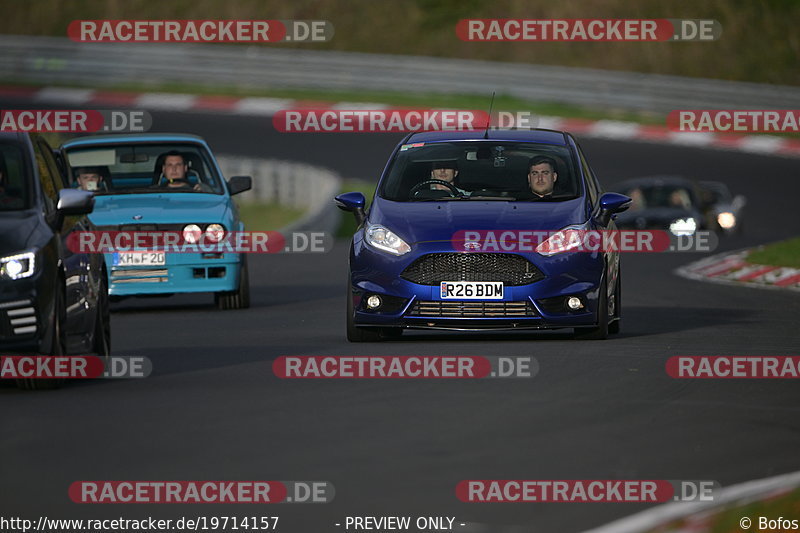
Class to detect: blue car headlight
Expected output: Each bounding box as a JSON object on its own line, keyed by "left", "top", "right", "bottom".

{"left": 365, "top": 224, "right": 411, "bottom": 256}
{"left": 0, "top": 250, "right": 36, "bottom": 280}
{"left": 205, "top": 223, "right": 226, "bottom": 243}
{"left": 536, "top": 223, "right": 589, "bottom": 256}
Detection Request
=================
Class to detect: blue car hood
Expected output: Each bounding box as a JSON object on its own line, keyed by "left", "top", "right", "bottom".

{"left": 89, "top": 193, "right": 230, "bottom": 226}
{"left": 369, "top": 198, "right": 587, "bottom": 244}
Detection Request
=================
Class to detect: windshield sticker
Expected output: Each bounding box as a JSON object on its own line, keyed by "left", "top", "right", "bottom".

{"left": 400, "top": 142, "right": 425, "bottom": 151}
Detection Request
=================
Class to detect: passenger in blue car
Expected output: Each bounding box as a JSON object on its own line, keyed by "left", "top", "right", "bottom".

{"left": 74, "top": 166, "right": 108, "bottom": 191}
{"left": 525, "top": 155, "right": 558, "bottom": 198}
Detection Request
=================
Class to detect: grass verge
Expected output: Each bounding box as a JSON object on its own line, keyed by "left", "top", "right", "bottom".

{"left": 237, "top": 202, "right": 306, "bottom": 232}
{"left": 747, "top": 237, "right": 800, "bottom": 269}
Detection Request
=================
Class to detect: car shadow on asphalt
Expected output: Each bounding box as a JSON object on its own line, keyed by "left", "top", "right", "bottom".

{"left": 382, "top": 305, "right": 755, "bottom": 342}
{"left": 108, "top": 283, "right": 338, "bottom": 314}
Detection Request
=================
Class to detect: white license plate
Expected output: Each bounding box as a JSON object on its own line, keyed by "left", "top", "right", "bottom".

{"left": 113, "top": 252, "right": 166, "bottom": 266}
{"left": 440, "top": 281, "right": 504, "bottom": 300}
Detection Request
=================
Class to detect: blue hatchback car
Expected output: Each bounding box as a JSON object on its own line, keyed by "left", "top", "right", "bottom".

{"left": 60, "top": 134, "right": 252, "bottom": 309}
{"left": 336, "top": 130, "right": 631, "bottom": 341}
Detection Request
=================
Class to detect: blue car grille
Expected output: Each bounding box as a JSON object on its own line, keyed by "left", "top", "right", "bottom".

{"left": 400, "top": 253, "right": 544, "bottom": 286}
{"left": 408, "top": 300, "right": 538, "bottom": 318}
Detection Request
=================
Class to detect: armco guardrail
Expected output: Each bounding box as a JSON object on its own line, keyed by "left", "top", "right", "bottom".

{"left": 216, "top": 155, "right": 341, "bottom": 233}
{"left": 1, "top": 35, "right": 799, "bottom": 113}
{"left": 583, "top": 470, "right": 800, "bottom": 533}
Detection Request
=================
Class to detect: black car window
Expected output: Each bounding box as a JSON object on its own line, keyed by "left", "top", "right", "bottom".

{"left": 33, "top": 139, "right": 58, "bottom": 214}
{"left": 37, "top": 138, "right": 64, "bottom": 194}
{"left": 621, "top": 184, "right": 696, "bottom": 211}
{"left": 0, "top": 142, "right": 31, "bottom": 211}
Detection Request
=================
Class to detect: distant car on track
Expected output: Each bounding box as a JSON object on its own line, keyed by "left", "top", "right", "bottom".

{"left": 610, "top": 176, "right": 707, "bottom": 236}
{"left": 336, "top": 129, "right": 631, "bottom": 341}
{"left": 60, "top": 134, "right": 252, "bottom": 309}
{"left": 698, "top": 180, "right": 746, "bottom": 235}
{"left": 0, "top": 132, "right": 108, "bottom": 390}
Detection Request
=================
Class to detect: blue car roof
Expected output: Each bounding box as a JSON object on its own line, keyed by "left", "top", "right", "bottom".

{"left": 405, "top": 129, "right": 568, "bottom": 145}
{"left": 62, "top": 133, "right": 208, "bottom": 148}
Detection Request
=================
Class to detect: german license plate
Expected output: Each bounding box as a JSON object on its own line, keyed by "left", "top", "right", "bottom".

{"left": 113, "top": 252, "right": 166, "bottom": 266}
{"left": 440, "top": 281, "right": 504, "bottom": 300}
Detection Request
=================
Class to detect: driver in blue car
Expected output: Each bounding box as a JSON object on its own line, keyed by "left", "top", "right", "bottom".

{"left": 162, "top": 152, "right": 193, "bottom": 189}
{"left": 429, "top": 160, "right": 470, "bottom": 196}
{"left": 160, "top": 151, "right": 207, "bottom": 191}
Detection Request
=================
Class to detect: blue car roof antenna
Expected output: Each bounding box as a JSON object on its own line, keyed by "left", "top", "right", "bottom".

{"left": 483, "top": 91, "right": 495, "bottom": 140}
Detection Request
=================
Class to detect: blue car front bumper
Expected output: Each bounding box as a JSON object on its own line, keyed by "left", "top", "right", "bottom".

{"left": 349, "top": 240, "right": 608, "bottom": 331}
{"left": 107, "top": 252, "right": 241, "bottom": 296}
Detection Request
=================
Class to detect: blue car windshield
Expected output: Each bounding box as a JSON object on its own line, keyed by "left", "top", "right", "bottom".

{"left": 64, "top": 143, "right": 224, "bottom": 195}
{"left": 379, "top": 141, "right": 581, "bottom": 202}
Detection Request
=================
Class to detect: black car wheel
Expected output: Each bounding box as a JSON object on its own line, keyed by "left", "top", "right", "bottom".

{"left": 17, "top": 283, "right": 66, "bottom": 390}
{"left": 574, "top": 274, "right": 609, "bottom": 341}
{"left": 215, "top": 256, "right": 250, "bottom": 310}
{"left": 93, "top": 275, "right": 111, "bottom": 358}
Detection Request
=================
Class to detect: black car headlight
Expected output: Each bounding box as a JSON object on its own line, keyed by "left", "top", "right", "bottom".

{"left": 0, "top": 250, "right": 36, "bottom": 280}
{"left": 669, "top": 217, "right": 697, "bottom": 236}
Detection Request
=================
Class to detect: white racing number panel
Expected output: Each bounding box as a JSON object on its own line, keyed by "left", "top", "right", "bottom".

{"left": 113, "top": 252, "right": 167, "bottom": 267}
{"left": 439, "top": 281, "right": 504, "bottom": 300}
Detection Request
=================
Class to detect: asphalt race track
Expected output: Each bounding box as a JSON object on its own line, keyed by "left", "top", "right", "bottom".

{"left": 1, "top": 104, "right": 799, "bottom": 532}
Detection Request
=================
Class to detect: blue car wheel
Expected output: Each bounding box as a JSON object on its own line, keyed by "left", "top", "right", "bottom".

{"left": 215, "top": 256, "right": 250, "bottom": 310}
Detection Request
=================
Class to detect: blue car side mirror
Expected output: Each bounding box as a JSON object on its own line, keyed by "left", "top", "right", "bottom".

{"left": 228, "top": 176, "right": 252, "bottom": 196}
{"left": 335, "top": 192, "right": 367, "bottom": 225}
{"left": 596, "top": 192, "right": 632, "bottom": 226}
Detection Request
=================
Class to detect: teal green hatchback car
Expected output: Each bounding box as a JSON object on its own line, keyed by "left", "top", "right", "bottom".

{"left": 61, "top": 134, "right": 252, "bottom": 309}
